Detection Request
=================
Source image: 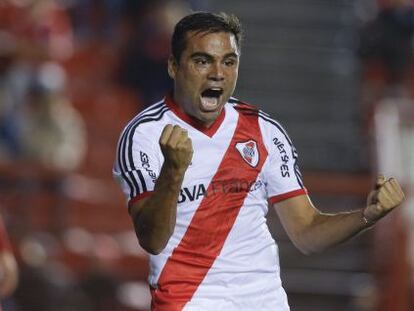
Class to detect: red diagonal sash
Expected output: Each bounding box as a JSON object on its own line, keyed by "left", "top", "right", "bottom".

{"left": 152, "top": 112, "right": 268, "bottom": 310}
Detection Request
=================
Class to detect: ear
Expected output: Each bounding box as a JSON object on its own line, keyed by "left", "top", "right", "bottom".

{"left": 167, "top": 55, "right": 178, "bottom": 79}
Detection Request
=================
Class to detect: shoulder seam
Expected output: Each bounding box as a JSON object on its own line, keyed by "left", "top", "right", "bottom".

{"left": 257, "top": 113, "right": 293, "bottom": 146}
{"left": 127, "top": 101, "right": 167, "bottom": 128}
{"left": 229, "top": 98, "right": 272, "bottom": 118}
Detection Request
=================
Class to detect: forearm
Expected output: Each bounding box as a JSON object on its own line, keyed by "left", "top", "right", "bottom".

{"left": 296, "top": 209, "right": 369, "bottom": 255}
{"left": 276, "top": 177, "right": 404, "bottom": 255}
{"left": 127, "top": 124, "right": 193, "bottom": 254}
{"left": 132, "top": 165, "right": 185, "bottom": 254}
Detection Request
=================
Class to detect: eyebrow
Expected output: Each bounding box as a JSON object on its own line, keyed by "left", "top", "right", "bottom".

{"left": 223, "top": 52, "right": 239, "bottom": 59}
{"left": 190, "top": 52, "right": 239, "bottom": 60}
{"left": 190, "top": 52, "right": 214, "bottom": 60}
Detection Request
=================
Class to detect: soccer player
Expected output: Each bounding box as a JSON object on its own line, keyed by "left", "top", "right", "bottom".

{"left": 113, "top": 12, "right": 405, "bottom": 311}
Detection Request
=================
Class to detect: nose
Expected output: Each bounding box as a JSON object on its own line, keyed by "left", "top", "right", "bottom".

{"left": 208, "top": 62, "right": 224, "bottom": 81}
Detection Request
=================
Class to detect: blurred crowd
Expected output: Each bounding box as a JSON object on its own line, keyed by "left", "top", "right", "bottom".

{"left": 357, "top": 0, "right": 414, "bottom": 310}
{"left": 0, "top": 0, "right": 201, "bottom": 310}
{"left": 0, "top": 0, "right": 199, "bottom": 171}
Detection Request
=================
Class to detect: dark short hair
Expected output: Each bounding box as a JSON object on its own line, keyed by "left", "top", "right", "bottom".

{"left": 171, "top": 12, "right": 243, "bottom": 63}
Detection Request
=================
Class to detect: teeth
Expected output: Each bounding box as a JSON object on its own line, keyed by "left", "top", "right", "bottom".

{"left": 200, "top": 96, "right": 219, "bottom": 111}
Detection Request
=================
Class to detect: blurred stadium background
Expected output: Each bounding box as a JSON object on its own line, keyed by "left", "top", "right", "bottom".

{"left": 0, "top": 0, "right": 413, "bottom": 310}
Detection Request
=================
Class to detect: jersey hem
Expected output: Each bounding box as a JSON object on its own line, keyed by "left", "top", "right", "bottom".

{"left": 268, "top": 188, "right": 307, "bottom": 204}
{"left": 128, "top": 191, "right": 154, "bottom": 209}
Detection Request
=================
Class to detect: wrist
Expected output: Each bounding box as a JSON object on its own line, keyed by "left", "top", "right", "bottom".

{"left": 156, "top": 164, "right": 186, "bottom": 193}
{"left": 162, "top": 160, "right": 189, "bottom": 176}
{"left": 361, "top": 210, "right": 376, "bottom": 228}
{"left": 163, "top": 166, "right": 187, "bottom": 180}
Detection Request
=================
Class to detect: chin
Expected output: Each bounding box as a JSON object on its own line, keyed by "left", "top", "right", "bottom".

{"left": 203, "top": 112, "right": 221, "bottom": 126}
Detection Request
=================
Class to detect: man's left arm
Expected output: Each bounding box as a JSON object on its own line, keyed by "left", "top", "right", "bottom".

{"left": 273, "top": 175, "right": 405, "bottom": 255}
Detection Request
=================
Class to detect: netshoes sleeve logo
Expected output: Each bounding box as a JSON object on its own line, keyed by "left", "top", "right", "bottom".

{"left": 272, "top": 137, "right": 290, "bottom": 177}
{"left": 140, "top": 151, "right": 157, "bottom": 183}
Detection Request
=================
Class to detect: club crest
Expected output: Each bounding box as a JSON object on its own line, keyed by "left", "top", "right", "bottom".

{"left": 235, "top": 140, "right": 259, "bottom": 167}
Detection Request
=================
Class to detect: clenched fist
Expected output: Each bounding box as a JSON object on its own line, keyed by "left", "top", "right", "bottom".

{"left": 159, "top": 124, "right": 193, "bottom": 173}
{"left": 364, "top": 175, "right": 405, "bottom": 224}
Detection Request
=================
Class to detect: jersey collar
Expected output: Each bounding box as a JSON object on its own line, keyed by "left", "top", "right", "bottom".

{"left": 165, "top": 92, "right": 226, "bottom": 138}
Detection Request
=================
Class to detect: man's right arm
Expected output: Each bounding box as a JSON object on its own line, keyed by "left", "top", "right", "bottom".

{"left": 129, "top": 125, "right": 193, "bottom": 255}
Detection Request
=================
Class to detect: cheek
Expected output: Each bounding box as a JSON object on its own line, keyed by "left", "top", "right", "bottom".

{"left": 179, "top": 70, "right": 198, "bottom": 87}
{"left": 187, "top": 63, "right": 204, "bottom": 74}
{"left": 228, "top": 70, "right": 238, "bottom": 86}
{"left": 225, "top": 66, "right": 238, "bottom": 78}
{"left": 233, "top": 70, "right": 239, "bottom": 81}
{"left": 185, "top": 70, "right": 205, "bottom": 89}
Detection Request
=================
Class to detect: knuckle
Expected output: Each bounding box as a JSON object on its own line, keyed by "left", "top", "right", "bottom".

{"left": 377, "top": 204, "right": 384, "bottom": 213}
{"left": 163, "top": 125, "right": 172, "bottom": 134}
{"left": 166, "top": 142, "right": 175, "bottom": 150}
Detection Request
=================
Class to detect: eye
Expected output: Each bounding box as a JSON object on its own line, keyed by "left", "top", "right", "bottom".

{"left": 194, "top": 58, "right": 209, "bottom": 65}
{"left": 224, "top": 59, "right": 237, "bottom": 67}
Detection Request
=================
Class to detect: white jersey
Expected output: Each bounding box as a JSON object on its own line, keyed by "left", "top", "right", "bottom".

{"left": 113, "top": 94, "right": 307, "bottom": 311}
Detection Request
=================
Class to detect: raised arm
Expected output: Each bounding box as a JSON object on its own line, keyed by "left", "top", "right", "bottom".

{"left": 129, "top": 124, "right": 193, "bottom": 255}
{"left": 273, "top": 175, "right": 405, "bottom": 255}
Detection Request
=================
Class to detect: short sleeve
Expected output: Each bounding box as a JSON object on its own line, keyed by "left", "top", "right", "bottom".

{"left": 113, "top": 124, "right": 161, "bottom": 207}
{"left": 260, "top": 116, "right": 307, "bottom": 204}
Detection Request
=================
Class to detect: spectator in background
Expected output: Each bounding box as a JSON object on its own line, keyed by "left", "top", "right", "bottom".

{"left": 0, "top": 212, "right": 18, "bottom": 308}
{"left": 20, "top": 62, "right": 87, "bottom": 171}
{"left": 0, "top": 0, "right": 83, "bottom": 169}
{"left": 356, "top": 1, "right": 414, "bottom": 309}
{"left": 66, "top": 0, "right": 126, "bottom": 43}
{"left": 358, "top": 0, "right": 414, "bottom": 85}
{"left": 0, "top": 0, "right": 74, "bottom": 62}
{"left": 116, "top": 0, "right": 190, "bottom": 106}
{"left": 0, "top": 31, "right": 23, "bottom": 162}
{"left": 356, "top": 0, "right": 414, "bottom": 144}
{"left": 373, "top": 81, "right": 414, "bottom": 311}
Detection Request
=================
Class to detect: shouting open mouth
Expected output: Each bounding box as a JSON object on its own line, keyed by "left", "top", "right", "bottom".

{"left": 200, "top": 87, "right": 224, "bottom": 112}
